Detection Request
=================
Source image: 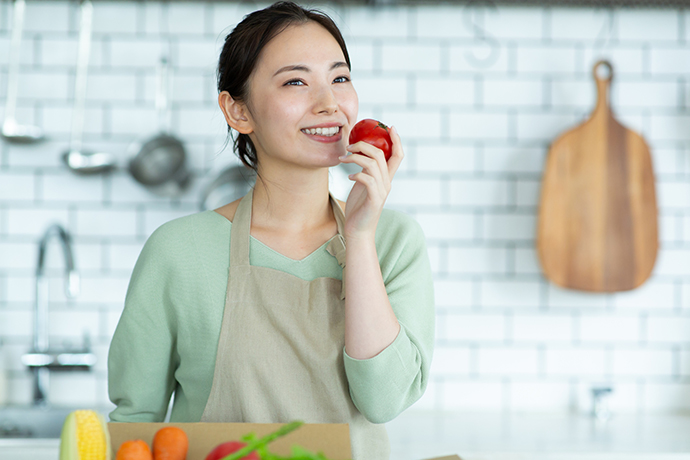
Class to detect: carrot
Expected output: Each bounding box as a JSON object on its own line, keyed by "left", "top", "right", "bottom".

{"left": 116, "top": 439, "right": 153, "bottom": 460}
{"left": 153, "top": 426, "right": 189, "bottom": 460}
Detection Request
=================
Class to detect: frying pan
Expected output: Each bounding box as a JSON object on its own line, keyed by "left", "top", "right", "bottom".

{"left": 128, "top": 55, "right": 190, "bottom": 197}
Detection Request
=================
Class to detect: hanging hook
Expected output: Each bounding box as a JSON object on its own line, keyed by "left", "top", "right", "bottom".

{"left": 463, "top": 0, "right": 501, "bottom": 69}
{"left": 593, "top": 7, "right": 616, "bottom": 50}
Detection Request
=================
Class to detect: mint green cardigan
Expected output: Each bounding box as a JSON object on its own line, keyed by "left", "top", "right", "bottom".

{"left": 107, "top": 208, "right": 435, "bottom": 424}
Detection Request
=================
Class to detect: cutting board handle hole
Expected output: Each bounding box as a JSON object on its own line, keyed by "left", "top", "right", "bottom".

{"left": 593, "top": 60, "right": 613, "bottom": 82}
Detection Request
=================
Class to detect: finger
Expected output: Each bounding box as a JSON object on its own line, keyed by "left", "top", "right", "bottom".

{"left": 348, "top": 171, "right": 384, "bottom": 200}
{"left": 346, "top": 140, "right": 384, "bottom": 161}
{"left": 344, "top": 141, "right": 390, "bottom": 184}
{"left": 340, "top": 151, "right": 384, "bottom": 181}
{"left": 386, "top": 125, "right": 404, "bottom": 178}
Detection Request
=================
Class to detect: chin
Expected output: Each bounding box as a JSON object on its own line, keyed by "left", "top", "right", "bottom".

{"left": 311, "top": 147, "right": 346, "bottom": 167}
{"left": 317, "top": 155, "right": 342, "bottom": 169}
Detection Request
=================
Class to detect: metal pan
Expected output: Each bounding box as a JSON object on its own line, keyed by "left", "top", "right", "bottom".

{"left": 128, "top": 55, "right": 190, "bottom": 197}
{"left": 199, "top": 164, "right": 256, "bottom": 211}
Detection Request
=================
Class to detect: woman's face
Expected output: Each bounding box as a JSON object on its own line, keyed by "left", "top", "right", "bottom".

{"left": 242, "top": 21, "right": 358, "bottom": 171}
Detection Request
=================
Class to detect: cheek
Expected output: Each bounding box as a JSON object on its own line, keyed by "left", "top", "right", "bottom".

{"left": 257, "top": 94, "right": 304, "bottom": 133}
{"left": 339, "top": 88, "right": 359, "bottom": 122}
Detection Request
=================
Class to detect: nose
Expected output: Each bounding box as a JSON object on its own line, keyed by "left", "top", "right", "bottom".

{"left": 313, "top": 84, "right": 338, "bottom": 115}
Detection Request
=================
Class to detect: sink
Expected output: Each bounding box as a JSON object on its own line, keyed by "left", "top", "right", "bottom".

{"left": 0, "top": 406, "right": 109, "bottom": 439}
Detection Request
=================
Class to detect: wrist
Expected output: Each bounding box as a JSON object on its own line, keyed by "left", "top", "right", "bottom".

{"left": 344, "top": 232, "right": 376, "bottom": 246}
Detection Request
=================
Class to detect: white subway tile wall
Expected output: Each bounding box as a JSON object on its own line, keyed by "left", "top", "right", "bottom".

{"left": 0, "top": 1, "right": 688, "bottom": 415}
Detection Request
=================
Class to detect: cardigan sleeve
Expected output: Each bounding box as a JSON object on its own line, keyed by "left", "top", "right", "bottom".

{"left": 107, "top": 224, "right": 180, "bottom": 422}
{"left": 342, "top": 212, "right": 435, "bottom": 424}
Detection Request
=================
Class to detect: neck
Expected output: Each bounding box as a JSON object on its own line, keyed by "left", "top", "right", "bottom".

{"left": 250, "top": 164, "right": 334, "bottom": 234}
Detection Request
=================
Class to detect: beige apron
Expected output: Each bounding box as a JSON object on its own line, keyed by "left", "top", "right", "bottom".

{"left": 200, "top": 190, "right": 389, "bottom": 460}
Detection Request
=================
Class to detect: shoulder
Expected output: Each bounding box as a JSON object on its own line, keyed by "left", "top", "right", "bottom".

{"left": 374, "top": 208, "right": 426, "bottom": 260}
{"left": 377, "top": 208, "right": 424, "bottom": 242}
{"left": 139, "top": 211, "right": 223, "bottom": 269}
{"left": 146, "top": 211, "right": 215, "bottom": 246}
{"left": 214, "top": 198, "right": 241, "bottom": 223}
{"left": 375, "top": 209, "right": 430, "bottom": 284}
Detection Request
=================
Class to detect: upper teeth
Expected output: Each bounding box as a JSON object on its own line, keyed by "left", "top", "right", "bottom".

{"left": 302, "top": 126, "right": 339, "bottom": 136}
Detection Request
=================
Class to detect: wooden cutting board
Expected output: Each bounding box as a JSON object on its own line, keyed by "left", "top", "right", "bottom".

{"left": 537, "top": 60, "right": 658, "bottom": 293}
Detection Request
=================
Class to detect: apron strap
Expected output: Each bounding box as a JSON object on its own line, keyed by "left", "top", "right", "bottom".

{"left": 326, "top": 193, "right": 347, "bottom": 301}
{"left": 230, "top": 190, "right": 347, "bottom": 300}
{"left": 229, "top": 189, "right": 253, "bottom": 267}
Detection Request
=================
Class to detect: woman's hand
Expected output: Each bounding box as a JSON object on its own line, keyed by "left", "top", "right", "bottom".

{"left": 338, "top": 125, "right": 404, "bottom": 241}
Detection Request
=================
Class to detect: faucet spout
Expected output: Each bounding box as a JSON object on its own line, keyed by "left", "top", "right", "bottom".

{"left": 68, "top": 269, "right": 80, "bottom": 299}
{"left": 36, "top": 224, "right": 80, "bottom": 300}
{"left": 29, "top": 223, "right": 81, "bottom": 406}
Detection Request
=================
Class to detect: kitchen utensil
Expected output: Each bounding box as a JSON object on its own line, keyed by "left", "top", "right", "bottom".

{"left": 537, "top": 60, "right": 658, "bottom": 293}
{"left": 61, "top": 0, "right": 116, "bottom": 175}
{"left": 128, "top": 55, "right": 190, "bottom": 197}
{"left": 591, "top": 386, "right": 613, "bottom": 421}
{"left": 1, "top": 0, "right": 44, "bottom": 143}
{"left": 199, "top": 164, "right": 256, "bottom": 211}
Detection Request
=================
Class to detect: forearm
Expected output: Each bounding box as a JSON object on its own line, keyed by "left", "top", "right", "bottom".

{"left": 343, "top": 235, "right": 400, "bottom": 359}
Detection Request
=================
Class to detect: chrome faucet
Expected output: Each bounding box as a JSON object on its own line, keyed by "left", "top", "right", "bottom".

{"left": 21, "top": 224, "right": 95, "bottom": 406}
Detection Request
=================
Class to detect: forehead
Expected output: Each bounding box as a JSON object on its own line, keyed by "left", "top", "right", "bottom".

{"left": 256, "top": 21, "right": 345, "bottom": 71}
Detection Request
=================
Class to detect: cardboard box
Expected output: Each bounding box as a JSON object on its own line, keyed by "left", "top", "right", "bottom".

{"left": 108, "top": 422, "right": 460, "bottom": 460}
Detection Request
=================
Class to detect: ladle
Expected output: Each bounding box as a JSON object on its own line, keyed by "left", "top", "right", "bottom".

{"left": 1, "top": 0, "right": 44, "bottom": 143}
{"left": 61, "top": 0, "right": 116, "bottom": 175}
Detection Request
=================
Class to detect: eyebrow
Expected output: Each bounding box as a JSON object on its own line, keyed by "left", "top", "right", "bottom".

{"left": 273, "top": 61, "right": 349, "bottom": 77}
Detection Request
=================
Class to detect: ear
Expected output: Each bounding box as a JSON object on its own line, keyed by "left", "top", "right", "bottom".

{"left": 218, "top": 91, "right": 253, "bottom": 135}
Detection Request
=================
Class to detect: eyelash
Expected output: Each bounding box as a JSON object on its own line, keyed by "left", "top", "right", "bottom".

{"left": 284, "top": 75, "right": 351, "bottom": 86}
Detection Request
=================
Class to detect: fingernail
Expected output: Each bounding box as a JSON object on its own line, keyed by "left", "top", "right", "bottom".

{"left": 338, "top": 155, "right": 346, "bottom": 159}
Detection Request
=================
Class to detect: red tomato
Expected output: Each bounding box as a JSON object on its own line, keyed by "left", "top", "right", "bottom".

{"left": 348, "top": 119, "right": 392, "bottom": 161}
{"left": 204, "top": 441, "right": 260, "bottom": 460}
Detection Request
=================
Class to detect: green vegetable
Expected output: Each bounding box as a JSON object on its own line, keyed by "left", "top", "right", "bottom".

{"left": 219, "top": 421, "right": 304, "bottom": 460}
{"left": 225, "top": 422, "right": 349, "bottom": 460}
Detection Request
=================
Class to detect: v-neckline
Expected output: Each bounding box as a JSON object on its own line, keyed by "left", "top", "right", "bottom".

{"left": 208, "top": 210, "right": 337, "bottom": 263}
{"left": 250, "top": 233, "right": 338, "bottom": 263}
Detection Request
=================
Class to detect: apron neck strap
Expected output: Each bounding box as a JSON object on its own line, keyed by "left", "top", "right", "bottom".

{"left": 230, "top": 189, "right": 346, "bottom": 267}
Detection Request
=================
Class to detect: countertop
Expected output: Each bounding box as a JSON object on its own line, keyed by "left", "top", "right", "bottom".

{"left": 2, "top": 411, "right": 690, "bottom": 460}
{"left": 385, "top": 410, "right": 690, "bottom": 460}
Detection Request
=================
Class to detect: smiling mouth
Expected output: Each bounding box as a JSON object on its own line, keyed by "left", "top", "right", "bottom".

{"left": 301, "top": 126, "right": 341, "bottom": 137}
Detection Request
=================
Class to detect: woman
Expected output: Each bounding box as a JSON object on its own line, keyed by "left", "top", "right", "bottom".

{"left": 108, "top": 2, "right": 435, "bottom": 459}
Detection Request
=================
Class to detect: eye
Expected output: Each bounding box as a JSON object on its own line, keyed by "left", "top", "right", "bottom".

{"left": 334, "top": 75, "right": 350, "bottom": 83}
{"left": 284, "top": 79, "right": 305, "bottom": 86}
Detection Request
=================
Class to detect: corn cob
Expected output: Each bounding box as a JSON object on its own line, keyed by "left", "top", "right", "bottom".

{"left": 59, "top": 409, "right": 112, "bottom": 460}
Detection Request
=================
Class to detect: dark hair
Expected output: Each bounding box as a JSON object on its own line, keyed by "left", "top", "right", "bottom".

{"left": 217, "top": 1, "right": 351, "bottom": 175}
